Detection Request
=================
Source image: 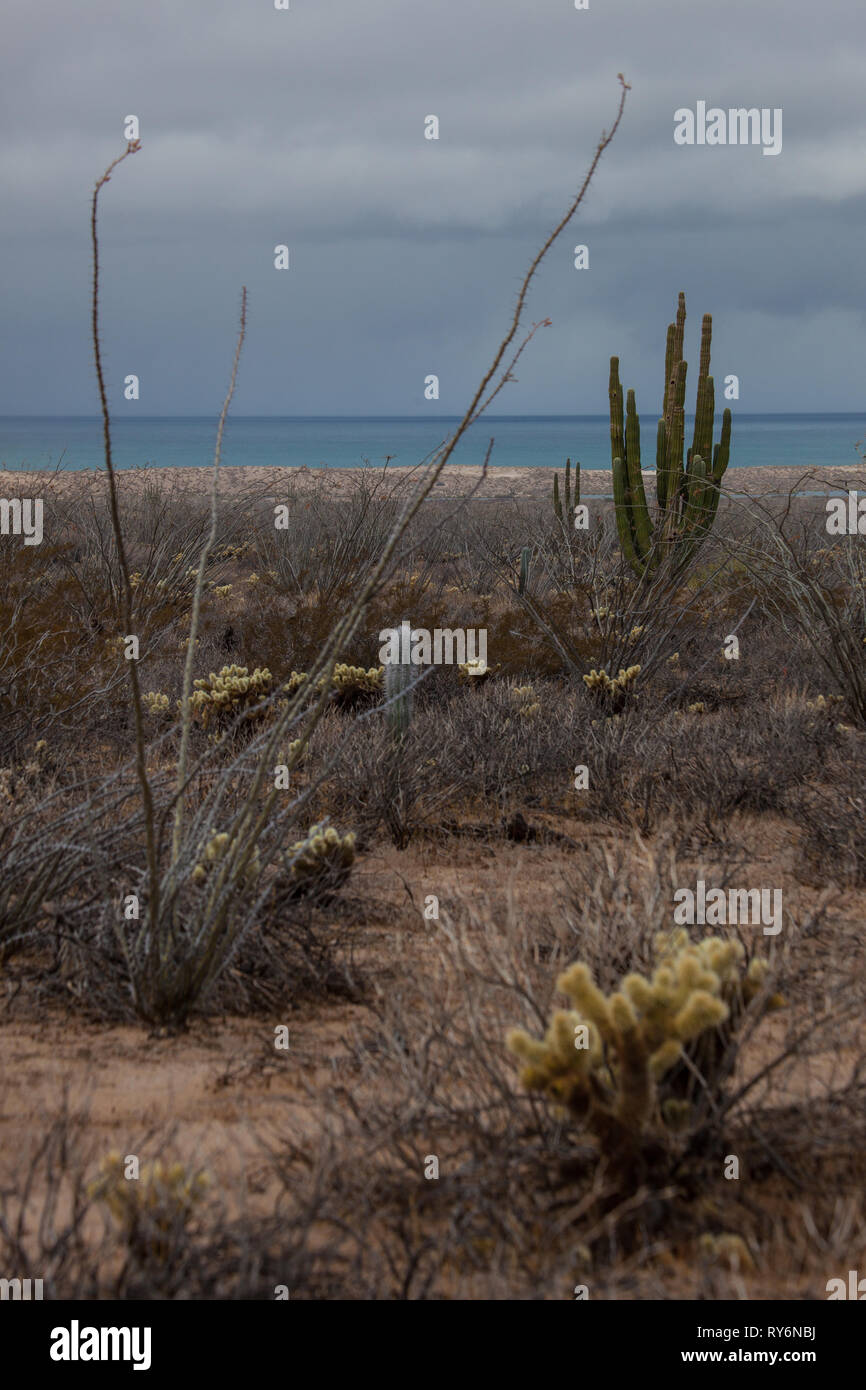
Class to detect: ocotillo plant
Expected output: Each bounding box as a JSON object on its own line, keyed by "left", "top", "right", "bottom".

{"left": 553, "top": 457, "right": 580, "bottom": 526}
{"left": 383, "top": 618, "right": 414, "bottom": 739}
{"left": 610, "top": 292, "right": 731, "bottom": 577}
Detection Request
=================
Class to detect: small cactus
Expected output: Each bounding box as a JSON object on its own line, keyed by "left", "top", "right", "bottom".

{"left": 88, "top": 1152, "right": 210, "bottom": 1264}
{"left": 191, "top": 831, "right": 261, "bottom": 887}
{"left": 518, "top": 546, "right": 531, "bottom": 596}
{"left": 325, "top": 663, "right": 383, "bottom": 709}
{"left": 507, "top": 929, "right": 783, "bottom": 1178}
{"left": 284, "top": 822, "right": 356, "bottom": 896}
{"left": 383, "top": 619, "right": 414, "bottom": 739}
{"left": 187, "top": 664, "right": 273, "bottom": 730}
{"left": 582, "top": 664, "right": 641, "bottom": 712}
{"left": 553, "top": 457, "right": 581, "bottom": 527}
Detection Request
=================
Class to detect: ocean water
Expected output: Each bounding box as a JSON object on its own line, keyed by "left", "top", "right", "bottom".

{"left": 1, "top": 414, "right": 864, "bottom": 473}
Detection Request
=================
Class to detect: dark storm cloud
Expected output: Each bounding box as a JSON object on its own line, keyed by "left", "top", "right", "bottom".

{"left": 0, "top": 0, "right": 863, "bottom": 415}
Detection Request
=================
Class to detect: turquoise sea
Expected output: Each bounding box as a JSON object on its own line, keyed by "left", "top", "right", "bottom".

{"left": 1, "top": 414, "right": 864, "bottom": 473}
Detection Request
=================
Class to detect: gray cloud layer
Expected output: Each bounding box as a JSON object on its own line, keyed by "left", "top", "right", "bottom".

{"left": 1, "top": 0, "right": 863, "bottom": 414}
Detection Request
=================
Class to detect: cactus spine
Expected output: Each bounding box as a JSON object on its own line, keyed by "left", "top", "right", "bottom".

{"left": 610, "top": 292, "right": 732, "bottom": 577}
{"left": 383, "top": 618, "right": 414, "bottom": 740}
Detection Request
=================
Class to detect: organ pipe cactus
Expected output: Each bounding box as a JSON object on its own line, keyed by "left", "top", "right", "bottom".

{"left": 610, "top": 292, "right": 731, "bottom": 577}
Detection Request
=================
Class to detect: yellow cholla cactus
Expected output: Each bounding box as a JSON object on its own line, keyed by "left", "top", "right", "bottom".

{"left": 509, "top": 684, "right": 540, "bottom": 718}
{"left": 187, "top": 664, "right": 273, "bottom": 730}
{"left": 142, "top": 691, "right": 170, "bottom": 717}
{"left": 322, "top": 663, "right": 383, "bottom": 708}
{"left": 284, "top": 822, "right": 356, "bottom": 895}
{"left": 459, "top": 658, "right": 499, "bottom": 682}
{"left": 89, "top": 1152, "right": 210, "bottom": 1263}
{"left": 191, "top": 831, "right": 261, "bottom": 886}
{"left": 212, "top": 584, "right": 233, "bottom": 599}
{"left": 507, "top": 928, "right": 783, "bottom": 1166}
{"left": 806, "top": 693, "right": 844, "bottom": 712}
{"left": 283, "top": 670, "right": 309, "bottom": 696}
{"left": 583, "top": 664, "right": 640, "bottom": 712}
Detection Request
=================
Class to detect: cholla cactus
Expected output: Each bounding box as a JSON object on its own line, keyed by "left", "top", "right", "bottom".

{"left": 191, "top": 831, "right": 261, "bottom": 886}
{"left": 142, "top": 691, "right": 170, "bottom": 717}
{"left": 284, "top": 823, "right": 356, "bottom": 896}
{"left": 283, "top": 665, "right": 383, "bottom": 709}
{"left": 806, "top": 693, "right": 844, "bottom": 713}
{"left": 582, "top": 664, "right": 640, "bottom": 712}
{"left": 323, "top": 663, "right": 384, "bottom": 709}
{"left": 510, "top": 684, "right": 540, "bottom": 718}
{"left": 188, "top": 664, "right": 273, "bottom": 730}
{"left": 283, "top": 670, "right": 309, "bottom": 696}
{"left": 458, "top": 658, "right": 494, "bottom": 682}
{"left": 507, "top": 929, "right": 783, "bottom": 1175}
{"left": 89, "top": 1151, "right": 210, "bottom": 1264}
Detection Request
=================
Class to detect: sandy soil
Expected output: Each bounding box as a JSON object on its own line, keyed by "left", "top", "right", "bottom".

{"left": 3, "top": 461, "right": 866, "bottom": 502}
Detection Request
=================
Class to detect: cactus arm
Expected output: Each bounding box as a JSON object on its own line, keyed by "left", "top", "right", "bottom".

{"left": 713, "top": 407, "right": 731, "bottom": 481}
{"left": 682, "top": 455, "right": 708, "bottom": 536}
{"left": 553, "top": 473, "right": 562, "bottom": 521}
{"left": 662, "top": 323, "right": 675, "bottom": 420}
{"left": 624, "top": 389, "right": 653, "bottom": 559}
{"left": 564, "top": 457, "right": 572, "bottom": 519}
{"left": 655, "top": 418, "right": 668, "bottom": 510}
{"left": 613, "top": 457, "right": 646, "bottom": 576}
{"left": 609, "top": 358, "right": 625, "bottom": 470}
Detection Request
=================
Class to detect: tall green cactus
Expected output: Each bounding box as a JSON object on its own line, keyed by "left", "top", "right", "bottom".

{"left": 553, "top": 457, "right": 581, "bottom": 526}
{"left": 610, "top": 292, "right": 731, "bottom": 577}
{"left": 383, "top": 618, "right": 414, "bottom": 740}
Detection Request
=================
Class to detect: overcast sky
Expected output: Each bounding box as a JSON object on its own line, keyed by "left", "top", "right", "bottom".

{"left": 1, "top": 0, "right": 863, "bottom": 415}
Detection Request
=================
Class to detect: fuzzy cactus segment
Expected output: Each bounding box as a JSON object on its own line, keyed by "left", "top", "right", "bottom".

{"left": 507, "top": 929, "right": 784, "bottom": 1168}
{"left": 284, "top": 822, "right": 356, "bottom": 896}
{"left": 188, "top": 664, "right": 273, "bottom": 730}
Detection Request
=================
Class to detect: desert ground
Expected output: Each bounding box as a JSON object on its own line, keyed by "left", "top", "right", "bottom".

{"left": 1, "top": 460, "right": 865, "bottom": 1299}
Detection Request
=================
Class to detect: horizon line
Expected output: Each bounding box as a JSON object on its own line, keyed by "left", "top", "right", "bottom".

{"left": 1, "top": 411, "right": 865, "bottom": 421}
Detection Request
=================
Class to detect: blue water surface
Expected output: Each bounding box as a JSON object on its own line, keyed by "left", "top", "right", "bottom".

{"left": 1, "top": 414, "right": 864, "bottom": 473}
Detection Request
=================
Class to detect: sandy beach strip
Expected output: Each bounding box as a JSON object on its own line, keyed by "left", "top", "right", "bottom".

{"left": 2, "top": 462, "right": 865, "bottom": 502}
